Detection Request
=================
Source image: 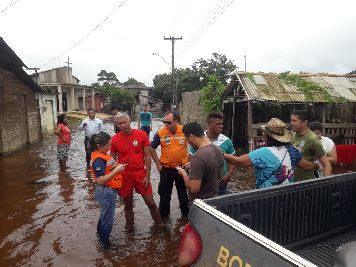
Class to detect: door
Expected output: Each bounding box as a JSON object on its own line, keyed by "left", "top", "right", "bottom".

{"left": 18, "top": 95, "right": 29, "bottom": 145}
{"left": 78, "top": 97, "right": 83, "bottom": 110}
{"left": 44, "top": 100, "right": 54, "bottom": 132}
{"left": 62, "top": 92, "right": 68, "bottom": 112}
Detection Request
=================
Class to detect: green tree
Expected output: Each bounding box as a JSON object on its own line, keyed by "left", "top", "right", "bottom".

{"left": 122, "top": 77, "right": 145, "bottom": 86}
{"left": 199, "top": 75, "right": 226, "bottom": 112}
{"left": 95, "top": 70, "right": 120, "bottom": 86}
{"left": 93, "top": 70, "right": 135, "bottom": 111}
{"left": 152, "top": 68, "right": 202, "bottom": 103}
{"left": 152, "top": 73, "right": 172, "bottom": 103}
{"left": 95, "top": 84, "right": 135, "bottom": 111}
{"left": 192, "top": 52, "right": 236, "bottom": 86}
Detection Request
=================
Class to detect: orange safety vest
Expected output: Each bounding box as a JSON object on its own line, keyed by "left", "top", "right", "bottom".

{"left": 158, "top": 124, "right": 189, "bottom": 168}
{"left": 90, "top": 150, "right": 122, "bottom": 189}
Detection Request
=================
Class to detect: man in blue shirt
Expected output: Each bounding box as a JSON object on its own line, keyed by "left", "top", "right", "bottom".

{"left": 138, "top": 105, "right": 153, "bottom": 137}
{"left": 189, "top": 112, "right": 235, "bottom": 195}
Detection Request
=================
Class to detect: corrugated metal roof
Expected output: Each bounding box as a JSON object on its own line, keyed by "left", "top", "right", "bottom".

{"left": 234, "top": 71, "right": 356, "bottom": 103}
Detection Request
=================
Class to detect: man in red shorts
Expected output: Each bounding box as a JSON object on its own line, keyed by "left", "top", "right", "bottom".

{"left": 111, "top": 112, "right": 161, "bottom": 229}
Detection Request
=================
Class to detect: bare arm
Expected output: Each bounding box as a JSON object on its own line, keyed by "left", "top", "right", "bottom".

{"left": 150, "top": 147, "right": 162, "bottom": 172}
{"left": 297, "top": 158, "right": 318, "bottom": 170}
{"left": 319, "top": 154, "right": 332, "bottom": 176}
{"left": 327, "top": 145, "right": 337, "bottom": 165}
{"left": 177, "top": 167, "right": 201, "bottom": 194}
{"left": 53, "top": 126, "right": 62, "bottom": 138}
{"left": 78, "top": 119, "right": 86, "bottom": 131}
{"left": 221, "top": 161, "right": 236, "bottom": 185}
{"left": 138, "top": 114, "right": 141, "bottom": 129}
{"left": 96, "top": 164, "right": 125, "bottom": 185}
{"left": 143, "top": 146, "right": 152, "bottom": 188}
{"left": 224, "top": 154, "right": 253, "bottom": 168}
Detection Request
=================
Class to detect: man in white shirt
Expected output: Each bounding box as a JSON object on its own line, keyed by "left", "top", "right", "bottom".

{"left": 78, "top": 109, "right": 104, "bottom": 167}
{"left": 309, "top": 121, "right": 337, "bottom": 177}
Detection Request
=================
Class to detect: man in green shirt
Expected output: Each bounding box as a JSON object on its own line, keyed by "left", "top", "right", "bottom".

{"left": 291, "top": 110, "right": 332, "bottom": 181}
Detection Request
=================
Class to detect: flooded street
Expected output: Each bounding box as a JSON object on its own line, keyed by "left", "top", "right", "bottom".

{"left": 0, "top": 120, "right": 252, "bottom": 267}
{"left": 0, "top": 119, "right": 353, "bottom": 266}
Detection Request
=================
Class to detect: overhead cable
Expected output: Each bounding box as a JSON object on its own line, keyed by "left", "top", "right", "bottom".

{"left": 40, "top": 0, "right": 129, "bottom": 68}
{"left": 0, "top": 0, "right": 21, "bottom": 15}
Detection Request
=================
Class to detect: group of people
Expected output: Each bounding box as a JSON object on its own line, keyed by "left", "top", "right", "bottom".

{"left": 53, "top": 107, "right": 337, "bottom": 248}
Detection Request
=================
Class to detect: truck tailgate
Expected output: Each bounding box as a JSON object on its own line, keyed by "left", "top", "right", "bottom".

{"left": 189, "top": 199, "right": 316, "bottom": 267}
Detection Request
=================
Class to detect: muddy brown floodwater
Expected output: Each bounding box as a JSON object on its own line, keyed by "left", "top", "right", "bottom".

{"left": 0, "top": 120, "right": 354, "bottom": 266}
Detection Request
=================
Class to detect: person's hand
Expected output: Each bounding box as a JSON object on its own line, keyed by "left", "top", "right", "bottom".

{"left": 314, "top": 161, "right": 322, "bottom": 170}
{"left": 182, "top": 162, "right": 190, "bottom": 171}
{"left": 219, "top": 175, "right": 230, "bottom": 186}
{"left": 176, "top": 166, "right": 187, "bottom": 177}
{"left": 155, "top": 162, "right": 162, "bottom": 172}
{"left": 112, "top": 164, "right": 126, "bottom": 174}
{"left": 143, "top": 174, "right": 150, "bottom": 189}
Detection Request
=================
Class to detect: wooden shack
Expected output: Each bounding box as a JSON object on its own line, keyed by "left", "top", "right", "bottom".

{"left": 223, "top": 70, "right": 356, "bottom": 152}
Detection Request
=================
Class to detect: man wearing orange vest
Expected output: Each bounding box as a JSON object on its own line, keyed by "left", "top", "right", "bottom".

{"left": 151, "top": 111, "right": 190, "bottom": 218}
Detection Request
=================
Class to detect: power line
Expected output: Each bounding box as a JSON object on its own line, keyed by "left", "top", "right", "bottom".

{"left": 40, "top": 0, "right": 129, "bottom": 68}
{"left": 0, "top": 0, "right": 21, "bottom": 15}
{"left": 177, "top": 0, "right": 235, "bottom": 58}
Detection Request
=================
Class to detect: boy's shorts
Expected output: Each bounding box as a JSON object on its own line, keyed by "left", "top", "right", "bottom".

{"left": 120, "top": 169, "right": 152, "bottom": 198}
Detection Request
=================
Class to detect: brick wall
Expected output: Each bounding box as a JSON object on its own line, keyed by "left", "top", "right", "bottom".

{"left": 0, "top": 66, "right": 41, "bottom": 155}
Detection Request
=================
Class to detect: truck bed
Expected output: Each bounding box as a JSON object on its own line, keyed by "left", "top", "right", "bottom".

{"left": 294, "top": 229, "right": 356, "bottom": 267}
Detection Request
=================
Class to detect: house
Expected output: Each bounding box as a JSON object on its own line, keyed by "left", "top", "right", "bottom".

{"left": 37, "top": 88, "right": 57, "bottom": 133}
{"left": 0, "top": 37, "right": 42, "bottom": 155}
{"left": 223, "top": 70, "right": 356, "bottom": 151}
{"left": 32, "top": 66, "right": 95, "bottom": 113}
{"left": 123, "top": 84, "right": 162, "bottom": 114}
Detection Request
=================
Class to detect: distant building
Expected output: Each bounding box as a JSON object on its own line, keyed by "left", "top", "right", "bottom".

{"left": 123, "top": 84, "right": 162, "bottom": 113}
{"left": 32, "top": 66, "right": 95, "bottom": 113}
{"left": 0, "top": 37, "right": 42, "bottom": 155}
{"left": 223, "top": 70, "right": 356, "bottom": 151}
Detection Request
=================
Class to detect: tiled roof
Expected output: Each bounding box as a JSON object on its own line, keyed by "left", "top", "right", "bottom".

{"left": 234, "top": 70, "right": 356, "bottom": 103}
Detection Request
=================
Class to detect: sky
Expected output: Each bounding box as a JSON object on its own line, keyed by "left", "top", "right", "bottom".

{"left": 1, "top": 0, "right": 356, "bottom": 86}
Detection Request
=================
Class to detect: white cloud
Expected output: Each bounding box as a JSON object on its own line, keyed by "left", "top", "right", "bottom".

{"left": 1, "top": 0, "right": 355, "bottom": 87}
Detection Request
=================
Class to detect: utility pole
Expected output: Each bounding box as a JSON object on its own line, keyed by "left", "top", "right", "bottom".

{"left": 244, "top": 55, "right": 247, "bottom": 72}
{"left": 65, "top": 56, "right": 72, "bottom": 83}
{"left": 164, "top": 36, "right": 182, "bottom": 109}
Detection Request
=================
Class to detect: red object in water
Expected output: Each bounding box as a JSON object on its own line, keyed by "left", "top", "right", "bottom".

{"left": 178, "top": 223, "right": 203, "bottom": 266}
{"left": 336, "top": 144, "right": 356, "bottom": 165}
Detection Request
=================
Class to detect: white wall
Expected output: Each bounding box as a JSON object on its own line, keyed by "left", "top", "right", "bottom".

{"left": 38, "top": 93, "right": 57, "bottom": 133}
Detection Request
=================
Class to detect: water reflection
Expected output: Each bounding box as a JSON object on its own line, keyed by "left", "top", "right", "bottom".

{"left": 1, "top": 120, "right": 352, "bottom": 266}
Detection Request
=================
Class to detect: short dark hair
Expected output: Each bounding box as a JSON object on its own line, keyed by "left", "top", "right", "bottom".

{"left": 309, "top": 121, "right": 323, "bottom": 131}
{"left": 88, "top": 131, "right": 111, "bottom": 153}
{"left": 183, "top": 122, "right": 205, "bottom": 137}
{"left": 291, "top": 110, "right": 309, "bottom": 122}
{"left": 110, "top": 105, "right": 121, "bottom": 111}
{"left": 57, "top": 114, "right": 66, "bottom": 125}
{"left": 87, "top": 108, "right": 95, "bottom": 113}
{"left": 165, "top": 111, "right": 180, "bottom": 122}
{"left": 207, "top": 112, "right": 224, "bottom": 122}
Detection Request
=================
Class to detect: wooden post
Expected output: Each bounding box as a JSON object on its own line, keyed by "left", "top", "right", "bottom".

{"left": 71, "top": 87, "right": 75, "bottom": 111}
{"left": 58, "top": 85, "right": 63, "bottom": 113}
{"left": 321, "top": 103, "right": 326, "bottom": 135}
{"left": 247, "top": 101, "right": 253, "bottom": 151}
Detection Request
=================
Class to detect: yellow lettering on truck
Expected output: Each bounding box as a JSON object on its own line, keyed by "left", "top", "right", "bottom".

{"left": 216, "top": 245, "right": 252, "bottom": 267}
